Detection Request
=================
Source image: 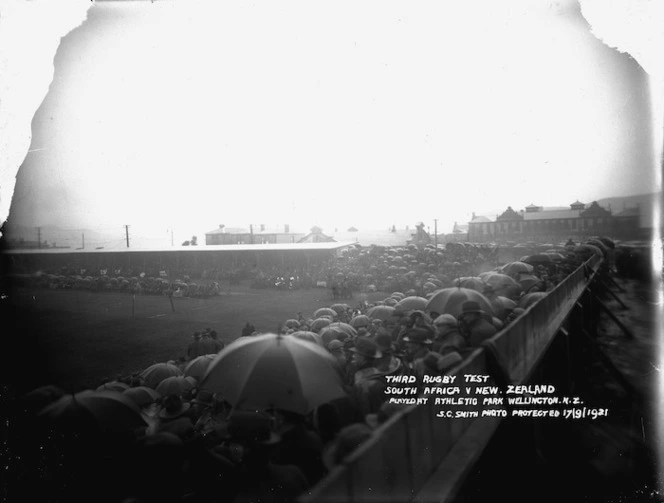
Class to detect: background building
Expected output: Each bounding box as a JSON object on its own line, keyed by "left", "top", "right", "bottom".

{"left": 205, "top": 224, "right": 304, "bottom": 245}
{"left": 467, "top": 200, "right": 644, "bottom": 243}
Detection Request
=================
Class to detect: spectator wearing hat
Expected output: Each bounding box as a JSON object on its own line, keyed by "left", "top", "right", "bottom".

{"left": 433, "top": 314, "right": 466, "bottom": 355}
{"left": 187, "top": 332, "right": 206, "bottom": 360}
{"left": 458, "top": 301, "right": 497, "bottom": 347}
{"left": 349, "top": 337, "right": 388, "bottom": 416}
{"left": 228, "top": 411, "right": 308, "bottom": 502}
{"left": 157, "top": 395, "right": 195, "bottom": 440}
{"left": 373, "top": 332, "right": 408, "bottom": 378}
{"left": 401, "top": 327, "right": 436, "bottom": 381}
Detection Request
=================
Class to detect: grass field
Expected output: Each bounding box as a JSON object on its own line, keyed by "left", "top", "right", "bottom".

{"left": 3, "top": 282, "right": 386, "bottom": 395}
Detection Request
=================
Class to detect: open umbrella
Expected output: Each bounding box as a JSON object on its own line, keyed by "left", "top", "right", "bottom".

{"left": 484, "top": 273, "right": 518, "bottom": 290}
{"left": 199, "top": 333, "right": 346, "bottom": 415}
{"left": 425, "top": 288, "right": 494, "bottom": 318}
{"left": 384, "top": 298, "right": 398, "bottom": 307}
{"left": 390, "top": 292, "right": 405, "bottom": 300}
{"left": 314, "top": 308, "right": 337, "bottom": 319}
{"left": 140, "top": 362, "right": 182, "bottom": 389}
{"left": 155, "top": 376, "right": 197, "bottom": 396}
{"left": 184, "top": 354, "right": 218, "bottom": 380}
{"left": 330, "top": 304, "right": 351, "bottom": 315}
{"left": 96, "top": 381, "right": 130, "bottom": 393}
{"left": 349, "top": 315, "right": 371, "bottom": 329}
{"left": 39, "top": 390, "right": 147, "bottom": 432}
{"left": 518, "top": 274, "right": 543, "bottom": 291}
{"left": 327, "top": 322, "right": 357, "bottom": 338}
{"left": 366, "top": 305, "right": 396, "bottom": 321}
{"left": 518, "top": 292, "right": 548, "bottom": 309}
{"left": 394, "top": 296, "right": 428, "bottom": 314}
{"left": 310, "top": 318, "right": 332, "bottom": 333}
{"left": 284, "top": 319, "right": 301, "bottom": 329}
{"left": 290, "top": 330, "right": 324, "bottom": 347}
{"left": 454, "top": 277, "right": 486, "bottom": 292}
{"left": 123, "top": 386, "right": 161, "bottom": 408}
{"left": 523, "top": 254, "right": 553, "bottom": 265}
{"left": 500, "top": 262, "right": 534, "bottom": 276}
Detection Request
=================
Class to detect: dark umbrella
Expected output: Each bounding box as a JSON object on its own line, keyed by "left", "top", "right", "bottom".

{"left": 518, "top": 292, "right": 548, "bottom": 309}
{"left": 184, "top": 354, "right": 217, "bottom": 380}
{"left": 39, "top": 390, "right": 147, "bottom": 432}
{"left": 366, "top": 305, "right": 396, "bottom": 321}
{"left": 140, "top": 362, "right": 182, "bottom": 389}
{"left": 123, "top": 386, "right": 161, "bottom": 408}
{"left": 394, "top": 296, "right": 428, "bottom": 314}
{"left": 155, "top": 376, "right": 197, "bottom": 396}
{"left": 425, "top": 288, "right": 494, "bottom": 318}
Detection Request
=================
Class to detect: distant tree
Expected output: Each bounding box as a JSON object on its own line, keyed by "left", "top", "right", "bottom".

{"left": 348, "top": 227, "right": 358, "bottom": 232}
{"left": 191, "top": 235, "right": 198, "bottom": 246}
{"left": 182, "top": 240, "right": 190, "bottom": 246}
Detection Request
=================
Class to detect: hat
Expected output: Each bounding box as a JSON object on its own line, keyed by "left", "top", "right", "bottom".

{"left": 401, "top": 328, "right": 434, "bottom": 345}
{"left": 433, "top": 314, "right": 457, "bottom": 327}
{"left": 322, "top": 423, "right": 373, "bottom": 469}
{"left": 192, "top": 389, "right": 215, "bottom": 406}
{"left": 227, "top": 411, "right": 280, "bottom": 446}
{"left": 460, "top": 301, "right": 484, "bottom": 316}
{"left": 159, "top": 394, "right": 191, "bottom": 420}
{"left": 374, "top": 332, "right": 394, "bottom": 353}
{"left": 350, "top": 337, "right": 382, "bottom": 359}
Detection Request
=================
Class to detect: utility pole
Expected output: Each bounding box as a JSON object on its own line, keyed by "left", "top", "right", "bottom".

{"left": 170, "top": 227, "right": 174, "bottom": 247}
{"left": 82, "top": 232, "right": 85, "bottom": 250}
{"left": 434, "top": 219, "right": 438, "bottom": 248}
{"left": 125, "top": 225, "right": 130, "bottom": 248}
{"left": 37, "top": 227, "right": 41, "bottom": 249}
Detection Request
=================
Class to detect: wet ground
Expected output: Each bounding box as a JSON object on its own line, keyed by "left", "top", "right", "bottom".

{"left": 458, "top": 273, "right": 663, "bottom": 503}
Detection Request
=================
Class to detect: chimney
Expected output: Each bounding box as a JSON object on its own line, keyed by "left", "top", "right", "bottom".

{"left": 472, "top": 212, "right": 476, "bottom": 219}
{"left": 219, "top": 224, "right": 225, "bottom": 230}
{"left": 285, "top": 224, "right": 290, "bottom": 234}
{"left": 260, "top": 224, "right": 265, "bottom": 232}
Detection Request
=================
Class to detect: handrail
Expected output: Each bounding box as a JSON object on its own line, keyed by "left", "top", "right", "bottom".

{"left": 300, "top": 254, "right": 603, "bottom": 503}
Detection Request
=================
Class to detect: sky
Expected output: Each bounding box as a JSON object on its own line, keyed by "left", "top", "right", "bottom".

{"left": 2, "top": 0, "right": 661, "bottom": 249}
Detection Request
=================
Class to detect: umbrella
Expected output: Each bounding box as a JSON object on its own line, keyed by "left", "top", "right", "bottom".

{"left": 96, "top": 381, "right": 130, "bottom": 393}
{"left": 327, "top": 322, "right": 357, "bottom": 338}
{"left": 495, "top": 296, "right": 517, "bottom": 311}
{"left": 39, "top": 390, "right": 147, "bottom": 432}
{"left": 425, "top": 288, "right": 494, "bottom": 318}
{"left": 390, "top": 292, "right": 405, "bottom": 300}
{"left": 454, "top": 277, "right": 486, "bottom": 292}
{"left": 310, "top": 317, "right": 332, "bottom": 333}
{"left": 290, "top": 330, "right": 324, "bottom": 346}
{"left": 574, "top": 244, "right": 603, "bottom": 258}
{"left": 384, "top": 298, "right": 398, "bottom": 307}
{"left": 394, "top": 296, "right": 428, "bottom": 314}
{"left": 484, "top": 273, "right": 518, "bottom": 290}
{"left": 123, "top": 386, "right": 161, "bottom": 408}
{"left": 501, "top": 262, "right": 534, "bottom": 276}
{"left": 314, "top": 308, "right": 337, "bottom": 319}
{"left": 284, "top": 319, "right": 301, "bottom": 329}
{"left": 544, "top": 252, "right": 565, "bottom": 262}
{"left": 184, "top": 354, "right": 217, "bottom": 380}
{"left": 518, "top": 274, "right": 543, "bottom": 291}
{"left": 140, "top": 362, "right": 183, "bottom": 389}
{"left": 155, "top": 376, "right": 197, "bottom": 396}
{"left": 330, "top": 303, "right": 351, "bottom": 315}
{"left": 518, "top": 292, "right": 548, "bottom": 309}
{"left": 349, "top": 315, "right": 371, "bottom": 328}
{"left": 366, "top": 305, "right": 396, "bottom": 321}
{"left": 586, "top": 239, "right": 609, "bottom": 256}
{"left": 594, "top": 236, "right": 615, "bottom": 249}
{"left": 523, "top": 254, "right": 553, "bottom": 264}
{"left": 199, "top": 333, "right": 347, "bottom": 415}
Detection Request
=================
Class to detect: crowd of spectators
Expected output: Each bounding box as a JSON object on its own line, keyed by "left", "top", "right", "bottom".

{"left": 6, "top": 238, "right": 614, "bottom": 502}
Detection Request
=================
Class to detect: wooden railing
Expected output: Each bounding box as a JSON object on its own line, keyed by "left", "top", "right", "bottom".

{"left": 300, "top": 254, "right": 603, "bottom": 503}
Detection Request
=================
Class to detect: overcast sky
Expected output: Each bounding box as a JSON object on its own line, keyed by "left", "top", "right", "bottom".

{"left": 4, "top": 0, "right": 660, "bottom": 246}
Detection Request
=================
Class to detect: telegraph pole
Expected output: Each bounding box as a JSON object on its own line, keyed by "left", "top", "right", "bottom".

{"left": 37, "top": 227, "right": 41, "bottom": 249}
{"left": 434, "top": 219, "right": 438, "bottom": 248}
{"left": 125, "top": 225, "right": 130, "bottom": 248}
{"left": 82, "top": 232, "right": 85, "bottom": 250}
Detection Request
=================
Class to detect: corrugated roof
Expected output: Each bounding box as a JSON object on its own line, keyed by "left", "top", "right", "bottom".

{"left": 523, "top": 210, "right": 582, "bottom": 220}
{"left": 4, "top": 242, "right": 355, "bottom": 255}
{"left": 470, "top": 216, "right": 491, "bottom": 223}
